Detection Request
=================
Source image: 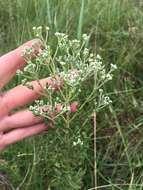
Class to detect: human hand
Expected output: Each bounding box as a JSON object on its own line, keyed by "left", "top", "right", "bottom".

{"left": 0, "top": 39, "right": 56, "bottom": 150}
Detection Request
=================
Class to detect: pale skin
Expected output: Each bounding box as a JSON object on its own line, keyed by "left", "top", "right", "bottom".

{"left": 0, "top": 39, "right": 58, "bottom": 151}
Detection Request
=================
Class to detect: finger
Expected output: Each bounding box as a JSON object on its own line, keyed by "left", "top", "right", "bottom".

{"left": 0, "top": 39, "right": 43, "bottom": 89}
{"left": 0, "top": 109, "right": 44, "bottom": 132}
{"left": 70, "top": 102, "right": 78, "bottom": 113}
{"left": 0, "top": 101, "right": 77, "bottom": 132}
{"left": 0, "top": 76, "right": 61, "bottom": 117}
{"left": 0, "top": 123, "right": 48, "bottom": 150}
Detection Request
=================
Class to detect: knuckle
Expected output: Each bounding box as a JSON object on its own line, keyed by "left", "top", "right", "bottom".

{"left": 0, "top": 97, "right": 7, "bottom": 113}
{"left": 1, "top": 117, "right": 10, "bottom": 129}
{"left": 2, "top": 97, "right": 10, "bottom": 111}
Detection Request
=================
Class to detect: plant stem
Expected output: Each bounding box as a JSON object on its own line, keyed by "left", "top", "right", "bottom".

{"left": 93, "top": 111, "right": 97, "bottom": 188}
{"left": 77, "top": 0, "right": 85, "bottom": 39}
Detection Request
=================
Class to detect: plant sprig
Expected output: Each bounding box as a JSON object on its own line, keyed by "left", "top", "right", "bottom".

{"left": 16, "top": 26, "right": 117, "bottom": 190}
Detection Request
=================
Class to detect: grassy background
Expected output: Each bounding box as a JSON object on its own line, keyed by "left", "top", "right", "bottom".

{"left": 0, "top": 0, "right": 143, "bottom": 189}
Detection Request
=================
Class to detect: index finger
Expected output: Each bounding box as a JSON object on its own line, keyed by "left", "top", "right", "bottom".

{"left": 0, "top": 39, "right": 43, "bottom": 89}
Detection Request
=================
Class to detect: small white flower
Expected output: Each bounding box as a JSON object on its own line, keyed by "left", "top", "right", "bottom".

{"left": 37, "top": 26, "right": 42, "bottom": 30}
{"left": 16, "top": 69, "right": 23, "bottom": 75}
{"left": 73, "top": 142, "right": 77, "bottom": 146}
{"left": 72, "top": 39, "right": 80, "bottom": 43}
{"left": 60, "top": 61, "right": 66, "bottom": 65}
{"left": 111, "top": 63, "right": 117, "bottom": 70}
{"left": 66, "top": 106, "right": 71, "bottom": 111}
{"left": 82, "top": 34, "right": 89, "bottom": 41}
{"left": 73, "top": 138, "right": 83, "bottom": 146}
{"left": 106, "top": 73, "right": 113, "bottom": 80}
{"left": 103, "top": 96, "right": 112, "bottom": 105}
{"left": 83, "top": 48, "right": 89, "bottom": 58}
{"left": 77, "top": 138, "right": 83, "bottom": 145}
{"left": 45, "top": 26, "right": 50, "bottom": 31}
{"left": 90, "top": 53, "right": 94, "bottom": 58}
{"left": 21, "top": 79, "right": 27, "bottom": 85}
{"left": 36, "top": 34, "right": 40, "bottom": 37}
{"left": 78, "top": 89, "right": 81, "bottom": 92}
{"left": 99, "top": 89, "right": 103, "bottom": 93}
{"left": 89, "top": 58, "right": 94, "bottom": 62}
{"left": 96, "top": 54, "right": 102, "bottom": 60}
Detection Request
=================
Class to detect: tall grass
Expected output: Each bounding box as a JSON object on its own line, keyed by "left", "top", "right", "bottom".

{"left": 0, "top": 0, "right": 143, "bottom": 189}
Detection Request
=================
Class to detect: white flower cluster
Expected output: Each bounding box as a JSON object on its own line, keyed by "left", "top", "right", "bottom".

{"left": 95, "top": 88, "right": 113, "bottom": 110}
{"left": 23, "top": 61, "right": 36, "bottom": 72}
{"left": 29, "top": 99, "right": 77, "bottom": 118}
{"left": 18, "top": 26, "right": 117, "bottom": 118}
{"left": 59, "top": 69, "right": 81, "bottom": 87}
{"left": 73, "top": 136, "right": 83, "bottom": 147}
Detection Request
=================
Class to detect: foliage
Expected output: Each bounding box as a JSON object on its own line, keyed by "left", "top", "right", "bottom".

{"left": 0, "top": 0, "right": 143, "bottom": 190}
{"left": 15, "top": 26, "right": 115, "bottom": 189}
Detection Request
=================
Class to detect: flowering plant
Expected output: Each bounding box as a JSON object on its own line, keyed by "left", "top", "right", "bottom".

{"left": 17, "top": 26, "right": 117, "bottom": 189}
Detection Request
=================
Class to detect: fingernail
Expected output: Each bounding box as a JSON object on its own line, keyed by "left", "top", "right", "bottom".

{"left": 70, "top": 102, "right": 78, "bottom": 113}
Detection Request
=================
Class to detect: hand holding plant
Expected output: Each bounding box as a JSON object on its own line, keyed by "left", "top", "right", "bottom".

{"left": 0, "top": 39, "right": 58, "bottom": 150}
